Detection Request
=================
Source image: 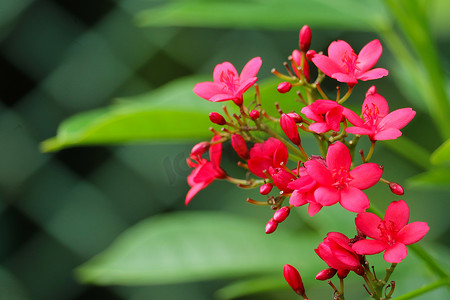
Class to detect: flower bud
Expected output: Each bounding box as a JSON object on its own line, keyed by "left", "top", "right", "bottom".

{"left": 190, "top": 141, "right": 210, "bottom": 157}
{"left": 277, "top": 82, "right": 292, "bottom": 93}
{"left": 291, "top": 50, "right": 310, "bottom": 82}
{"left": 389, "top": 182, "right": 404, "bottom": 195}
{"left": 265, "top": 218, "right": 278, "bottom": 234}
{"left": 231, "top": 134, "right": 250, "bottom": 160}
{"left": 315, "top": 268, "right": 337, "bottom": 281}
{"left": 286, "top": 112, "right": 302, "bottom": 123}
{"left": 280, "top": 114, "right": 301, "bottom": 145}
{"left": 366, "top": 85, "right": 377, "bottom": 97}
{"left": 299, "top": 25, "right": 312, "bottom": 52}
{"left": 259, "top": 183, "right": 273, "bottom": 195}
{"left": 209, "top": 112, "right": 226, "bottom": 125}
{"left": 283, "top": 264, "right": 306, "bottom": 296}
{"left": 249, "top": 110, "right": 260, "bottom": 120}
{"left": 273, "top": 206, "right": 290, "bottom": 223}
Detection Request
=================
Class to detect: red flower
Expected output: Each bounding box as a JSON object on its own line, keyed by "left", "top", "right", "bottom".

{"left": 247, "top": 138, "right": 288, "bottom": 178}
{"left": 193, "top": 57, "right": 262, "bottom": 106}
{"left": 301, "top": 100, "right": 360, "bottom": 134}
{"left": 352, "top": 200, "right": 429, "bottom": 263}
{"left": 315, "top": 232, "right": 363, "bottom": 276}
{"left": 309, "top": 40, "right": 388, "bottom": 85}
{"left": 304, "top": 142, "right": 382, "bottom": 213}
{"left": 185, "top": 135, "right": 226, "bottom": 205}
{"left": 346, "top": 86, "right": 416, "bottom": 140}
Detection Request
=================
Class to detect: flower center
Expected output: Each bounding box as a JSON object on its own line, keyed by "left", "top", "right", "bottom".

{"left": 331, "top": 167, "right": 353, "bottom": 190}
{"left": 362, "top": 103, "right": 381, "bottom": 127}
{"left": 220, "top": 70, "right": 239, "bottom": 93}
{"left": 377, "top": 220, "right": 396, "bottom": 245}
{"left": 342, "top": 50, "right": 360, "bottom": 74}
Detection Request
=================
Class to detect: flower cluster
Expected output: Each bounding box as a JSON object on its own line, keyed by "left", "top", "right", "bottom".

{"left": 186, "top": 25, "right": 428, "bottom": 299}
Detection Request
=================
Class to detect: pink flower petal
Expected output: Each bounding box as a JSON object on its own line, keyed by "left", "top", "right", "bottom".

{"left": 308, "top": 202, "right": 323, "bottom": 217}
{"left": 325, "top": 106, "right": 344, "bottom": 132}
{"left": 213, "top": 62, "right": 238, "bottom": 82}
{"left": 185, "top": 180, "right": 210, "bottom": 205}
{"left": 345, "top": 126, "right": 374, "bottom": 136}
{"left": 355, "top": 212, "right": 382, "bottom": 239}
{"left": 210, "top": 135, "right": 223, "bottom": 168}
{"left": 309, "top": 122, "right": 330, "bottom": 133}
{"left": 288, "top": 175, "right": 315, "bottom": 192}
{"left": 350, "top": 163, "right": 382, "bottom": 190}
{"left": 236, "top": 77, "right": 258, "bottom": 95}
{"left": 356, "top": 39, "right": 383, "bottom": 72}
{"left": 311, "top": 54, "right": 342, "bottom": 77}
{"left": 209, "top": 93, "right": 235, "bottom": 102}
{"left": 289, "top": 190, "right": 308, "bottom": 207}
{"left": 396, "top": 222, "right": 429, "bottom": 245}
{"left": 340, "top": 187, "right": 370, "bottom": 213}
{"left": 273, "top": 142, "right": 289, "bottom": 166}
{"left": 300, "top": 106, "right": 321, "bottom": 122}
{"left": 327, "top": 142, "right": 351, "bottom": 171}
{"left": 248, "top": 156, "right": 272, "bottom": 178}
{"left": 342, "top": 107, "right": 365, "bottom": 126}
{"left": 373, "top": 128, "right": 402, "bottom": 140}
{"left": 331, "top": 73, "right": 358, "bottom": 84}
{"left": 384, "top": 200, "right": 409, "bottom": 231}
{"left": 352, "top": 239, "right": 388, "bottom": 255}
{"left": 328, "top": 40, "right": 353, "bottom": 68}
{"left": 193, "top": 82, "right": 225, "bottom": 100}
{"left": 357, "top": 68, "right": 388, "bottom": 81}
{"left": 305, "top": 160, "right": 333, "bottom": 185}
{"left": 383, "top": 243, "right": 407, "bottom": 263}
{"left": 239, "top": 57, "right": 262, "bottom": 83}
{"left": 378, "top": 108, "right": 416, "bottom": 130}
{"left": 314, "top": 186, "right": 340, "bottom": 206}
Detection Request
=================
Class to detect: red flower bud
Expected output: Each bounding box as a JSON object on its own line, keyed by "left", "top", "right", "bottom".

{"left": 231, "top": 134, "right": 250, "bottom": 160}
{"left": 265, "top": 218, "right": 278, "bottom": 234}
{"left": 315, "top": 268, "right": 337, "bottom": 281}
{"left": 259, "top": 183, "right": 273, "bottom": 195}
{"left": 190, "top": 141, "right": 210, "bottom": 157}
{"left": 249, "top": 110, "right": 260, "bottom": 120}
{"left": 280, "top": 114, "right": 301, "bottom": 145}
{"left": 286, "top": 112, "right": 303, "bottom": 123}
{"left": 366, "top": 85, "right": 377, "bottom": 96}
{"left": 299, "top": 25, "right": 312, "bottom": 52}
{"left": 283, "top": 264, "right": 306, "bottom": 296}
{"left": 209, "top": 112, "right": 226, "bottom": 125}
{"left": 277, "top": 82, "right": 292, "bottom": 93}
{"left": 273, "top": 206, "right": 290, "bottom": 223}
{"left": 389, "top": 182, "right": 404, "bottom": 195}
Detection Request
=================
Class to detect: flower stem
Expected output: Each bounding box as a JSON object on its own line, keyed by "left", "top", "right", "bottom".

{"left": 365, "top": 141, "right": 376, "bottom": 162}
{"left": 337, "top": 85, "right": 353, "bottom": 104}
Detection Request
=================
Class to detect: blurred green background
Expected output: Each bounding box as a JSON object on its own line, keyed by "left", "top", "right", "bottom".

{"left": 0, "top": 0, "right": 449, "bottom": 299}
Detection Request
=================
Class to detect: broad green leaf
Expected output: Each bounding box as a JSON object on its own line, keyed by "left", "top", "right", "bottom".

{"left": 76, "top": 211, "right": 317, "bottom": 285}
{"left": 430, "top": 138, "right": 450, "bottom": 166}
{"left": 408, "top": 167, "right": 450, "bottom": 188}
{"left": 41, "top": 76, "right": 218, "bottom": 152}
{"left": 135, "top": 0, "right": 387, "bottom": 31}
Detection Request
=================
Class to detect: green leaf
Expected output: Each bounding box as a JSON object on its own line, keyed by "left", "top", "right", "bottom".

{"left": 135, "top": 0, "right": 387, "bottom": 31}
{"left": 75, "top": 211, "right": 317, "bottom": 285}
{"left": 40, "top": 76, "right": 218, "bottom": 152}
{"left": 408, "top": 167, "right": 450, "bottom": 188}
{"left": 430, "top": 138, "right": 450, "bottom": 166}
